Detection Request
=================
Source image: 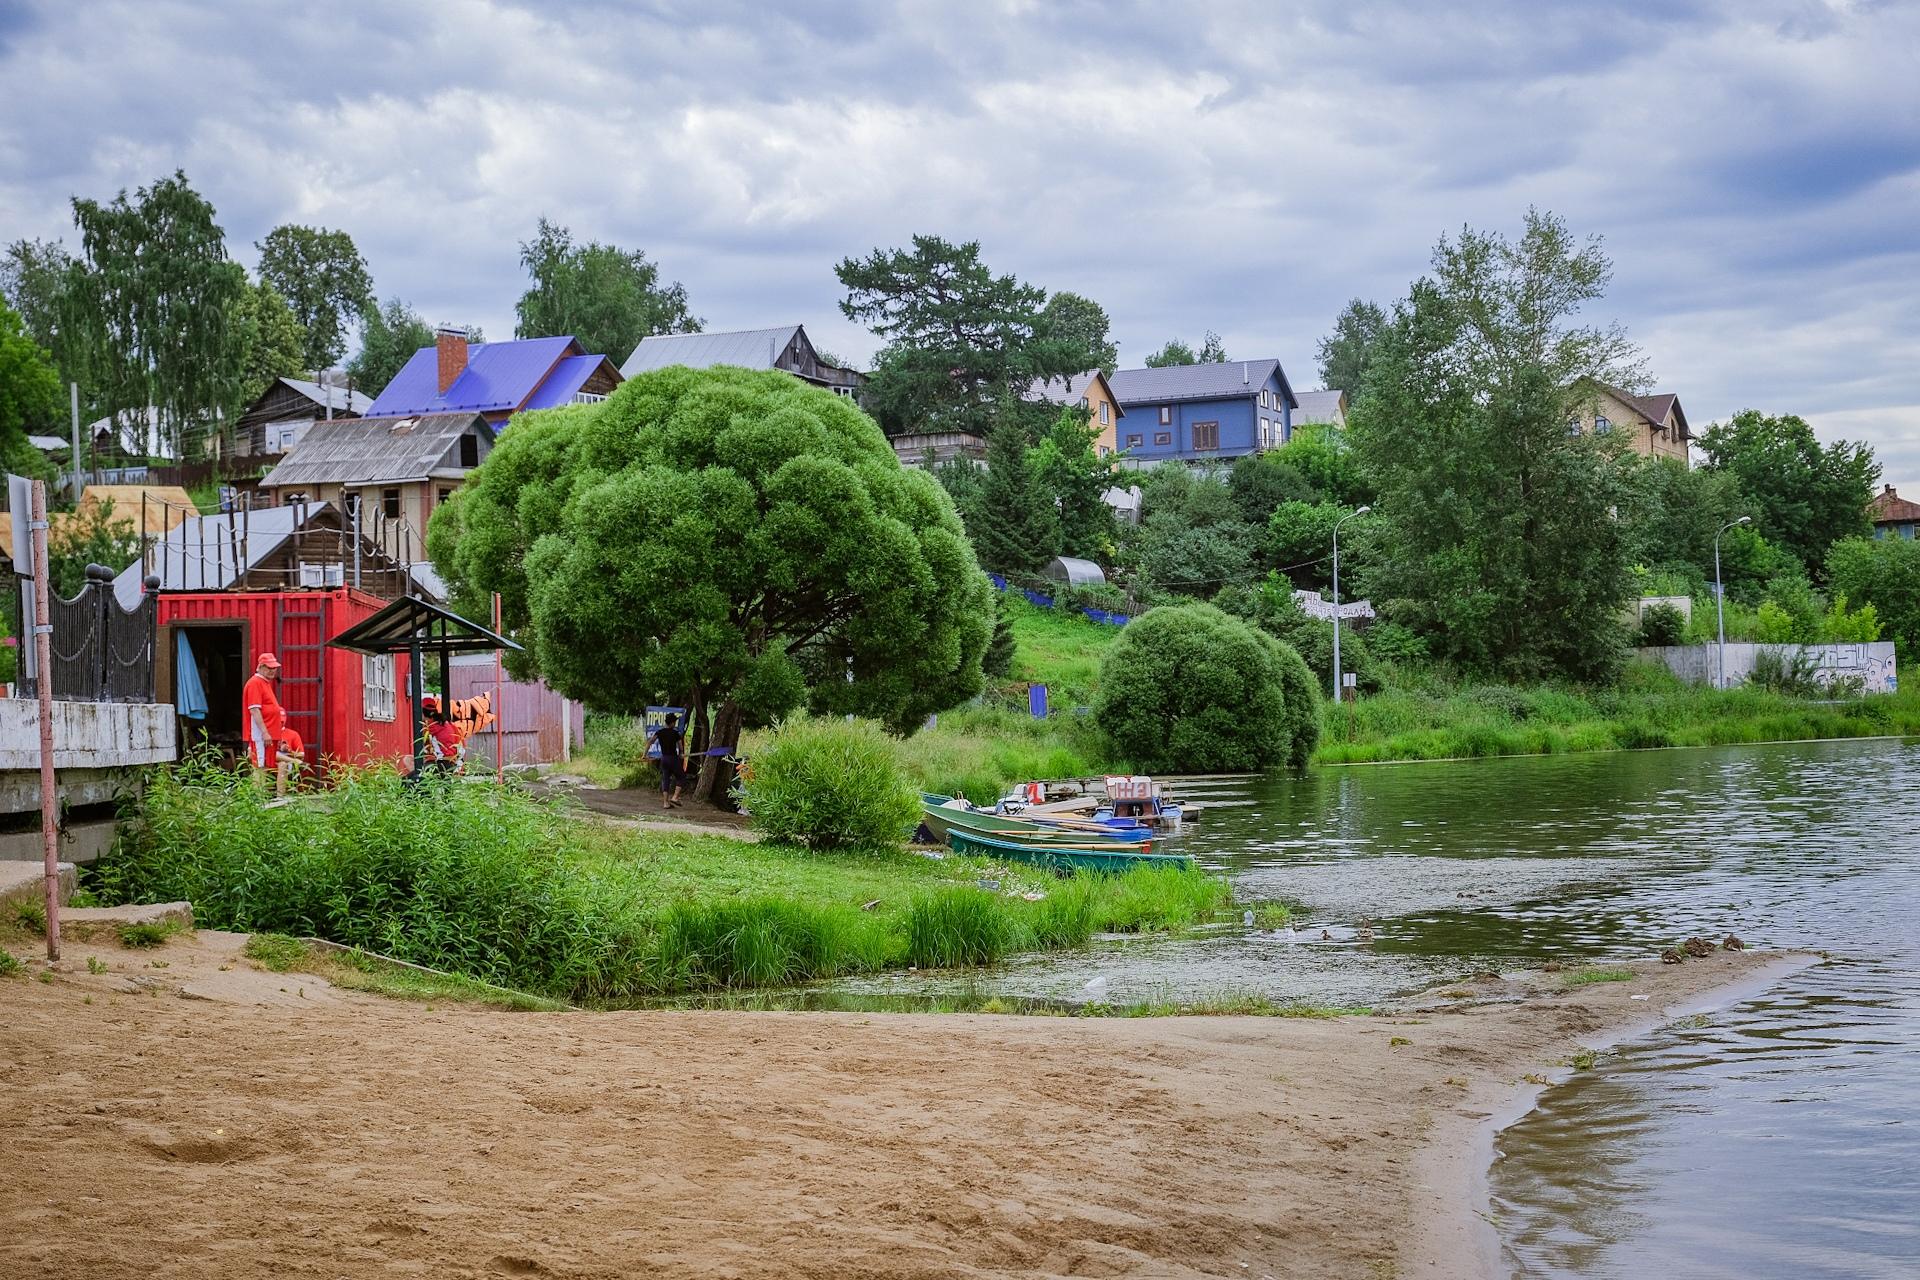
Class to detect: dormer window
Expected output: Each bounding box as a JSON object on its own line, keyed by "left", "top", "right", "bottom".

{"left": 459, "top": 433, "right": 479, "bottom": 468}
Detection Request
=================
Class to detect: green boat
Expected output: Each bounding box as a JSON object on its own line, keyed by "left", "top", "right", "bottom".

{"left": 942, "top": 826, "right": 1195, "bottom": 874}
{"left": 919, "top": 794, "right": 1152, "bottom": 847}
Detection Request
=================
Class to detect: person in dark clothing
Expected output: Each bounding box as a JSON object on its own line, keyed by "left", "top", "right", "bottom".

{"left": 651, "top": 713, "right": 687, "bottom": 809}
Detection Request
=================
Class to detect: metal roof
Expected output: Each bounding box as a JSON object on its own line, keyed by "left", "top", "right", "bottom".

{"left": 328, "top": 594, "right": 523, "bottom": 656}
{"left": 111, "top": 502, "right": 323, "bottom": 609}
{"left": 1108, "top": 359, "right": 1299, "bottom": 410}
{"left": 277, "top": 377, "right": 375, "bottom": 416}
{"left": 620, "top": 326, "right": 800, "bottom": 377}
{"left": 1023, "top": 371, "right": 1124, "bottom": 416}
{"left": 257, "top": 413, "right": 492, "bottom": 489}
{"left": 521, "top": 353, "right": 609, "bottom": 410}
{"left": 364, "top": 336, "right": 584, "bottom": 416}
{"left": 1292, "top": 389, "right": 1347, "bottom": 424}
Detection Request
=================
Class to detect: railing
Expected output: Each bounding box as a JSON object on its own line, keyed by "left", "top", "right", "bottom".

{"left": 15, "top": 566, "right": 161, "bottom": 703}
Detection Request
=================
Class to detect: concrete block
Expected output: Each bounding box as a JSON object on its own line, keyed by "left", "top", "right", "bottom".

{"left": 0, "top": 700, "right": 178, "bottom": 771}
{"left": 0, "top": 859, "right": 75, "bottom": 910}
{"left": 60, "top": 900, "right": 193, "bottom": 941}
{"left": 0, "top": 819, "right": 119, "bottom": 865}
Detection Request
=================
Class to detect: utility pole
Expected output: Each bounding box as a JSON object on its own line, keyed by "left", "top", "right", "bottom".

{"left": 30, "top": 479, "right": 60, "bottom": 961}
{"left": 68, "top": 382, "right": 81, "bottom": 498}
{"left": 1715, "top": 515, "right": 1752, "bottom": 690}
{"left": 1332, "top": 505, "right": 1371, "bottom": 707}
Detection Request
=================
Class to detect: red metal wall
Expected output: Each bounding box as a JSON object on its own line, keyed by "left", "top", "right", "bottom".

{"left": 156, "top": 588, "right": 414, "bottom": 771}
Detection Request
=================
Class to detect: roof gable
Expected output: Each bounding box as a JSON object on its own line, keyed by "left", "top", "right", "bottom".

{"left": 1870, "top": 485, "right": 1920, "bottom": 523}
{"left": 258, "top": 413, "right": 494, "bottom": 489}
{"left": 620, "top": 326, "right": 803, "bottom": 376}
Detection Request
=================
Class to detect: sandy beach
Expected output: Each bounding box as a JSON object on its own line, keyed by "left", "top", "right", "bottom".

{"left": 0, "top": 932, "right": 1807, "bottom": 1279}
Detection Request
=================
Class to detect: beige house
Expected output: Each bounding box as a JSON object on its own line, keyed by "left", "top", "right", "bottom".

{"left": 257, "top": 412, "right": 494, "bottom": 564}
{"left": 1569, "top": 383, "right": 1692, "bottom": 465}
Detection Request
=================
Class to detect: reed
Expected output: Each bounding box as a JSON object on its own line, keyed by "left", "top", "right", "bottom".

{"left": 906, "top": 887, "right": 1014, "bottom": 968}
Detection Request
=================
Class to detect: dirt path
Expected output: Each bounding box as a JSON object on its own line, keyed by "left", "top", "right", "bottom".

{"left": 0, "top": 934, "right": 1803, "bottom": 1279}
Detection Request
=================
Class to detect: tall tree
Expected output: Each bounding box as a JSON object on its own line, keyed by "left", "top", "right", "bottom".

{"left": 1144, "top": 330, "right": 1227, "bottom": 367}
{"left": 0, "top": 301, "right": 62, "bottom": 448}
{"left": 1315, "top": 298, "right": 1387, "bottom": 393}
{"left": 66, "top": 171, "right": 245, "bottom": 457}
{"left": 837, "top": 235, "right": 1096, "bottom": 437}
{"left": 0, "top": 238, "right": 90, "bottom": 398}
{"left": 1350, "top": 210, "right": 1644, "bottom": 681}
{"left": 971, "top": 423, "right": 1059, "bottom": 574}
{"left": 349, "top": 297, "right": 435, "bottom": 394}
{"left": 1697, "top": 410, "right": 1878, "bottom": 577}
{"left": 514, "top": 218, "right": 700, "bottom": 362}
{"left": 1038, "top": 290, "right": 1118, "bottom": 376}
{"left": 429, "top": 366, "right": 991, "bottom": 802}
{"left": 256, "top": 224, "right": 374, "bottom": 371}
{"left": 227, "top": 280, "right": 307, "bottom": 421}
{"left": 1030, "top": 408, "right": 1117, "bottom": 560}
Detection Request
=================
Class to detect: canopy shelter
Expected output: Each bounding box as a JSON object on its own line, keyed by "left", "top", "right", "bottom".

{"left": 328, "top": 594, "right": 523, "bottom": 773}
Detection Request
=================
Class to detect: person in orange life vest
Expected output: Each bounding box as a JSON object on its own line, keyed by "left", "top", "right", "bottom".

{"left": 243, "top": 653, "right": 290, "bottom": 796}
{"left": 419, "top": 694, "right": 463, "bottom": 774}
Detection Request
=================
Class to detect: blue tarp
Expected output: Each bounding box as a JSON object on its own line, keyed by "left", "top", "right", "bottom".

{"left": 986, "top": 573, "right": 1128, "bottom": 627}
{"left": 174, "top": 630, "right": 208, "bottom": 721}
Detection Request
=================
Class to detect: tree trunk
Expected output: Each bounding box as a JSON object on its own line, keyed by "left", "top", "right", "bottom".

{"left": 693, "top": 696, "right": 743, "bottom": 809}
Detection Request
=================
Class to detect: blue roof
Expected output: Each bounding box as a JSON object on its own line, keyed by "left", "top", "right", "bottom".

{"left": 364, "top": 336, "right": 584, "bottom": 417}
{"left": 521, "top": 353, "right": 607, "bottom": 410}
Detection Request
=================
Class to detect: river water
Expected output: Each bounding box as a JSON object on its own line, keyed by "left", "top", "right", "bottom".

{"left": 845, "top": 737, "right": 1920, "bottom": 1277}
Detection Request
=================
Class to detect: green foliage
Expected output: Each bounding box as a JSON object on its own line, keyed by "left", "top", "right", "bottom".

{"left": 431, "top": 367, "right": 992, "bottom": 751}
{"left": 1349, "top": 210, "right": 1641, "bottom": 682}
{"left": 0, "top": 301, "right": 62, "bottom": 450}
{"left": 982, "top": 604, "right": 1016, "bottom": 678}
{"left": 255, "top": 224, "right": 374, "bottom": 370}
{"left": 1752, "top": 601, "right": 1798, "bottom": 644}
{"left": 1143, "top": 331, "right": 1226, "bottom": 367}
{"left": 0, "top": 949, "right": 21, "bottom": 976}
{"left": 1698, "top": 409, "right": 1878, "bottom": 578}
{"left": 1256, "top": 591, "right": 1375, "bottom": 702}
{"left": 837, "top": 235, "right": 1103, "bottom": 437}
{"left": 1268, "top": 423, "right": 1372, "bottom": 508}
{"left": 1093, "top": 603, "right": 1319, "bottom": 772}
{"left": 740, "top": 716, "right": 920, "bottom": 850}
{"left": 226, "top": 280, "right": 306, "bottom": 421}
{"left": 514, "top": 217, "right": 700, "bottom": 362}
{"left": 49, "top": 499, "right": 143, "bottom": 598}
{"left": 1, "top": 238, "right": 88, "bottom": 396}
{"left": 1819, "top": 594, "right": 1881, "bottom": 643}
{"left": 66, "top": 170, "right": 248, "bottom": 458}
{"left": 1638, "top": 602, "right": 1687, "bottom": 647}
{"left": 657, "top": 897, "right": 873, "bottom": 989}
{"left": 906, "top": 887, "right": 1012, "bottom": 968}
{"left": 1227, "top": 453, "right": 1314, "bottom": 528}
{"left": 348, "top": 297, "right": 436, "bottom": 393}
{"left": 1563, "top": 967, "right": 1635, "bottom": 987}
{"left": 1827, "top": 535, "right": 1920, "bottom": 656}
{"left": 1267, "top": 500, "right": 1349, "bottom": 588}
{"left": 1316, "top": 298, "right": 1388, "bottom": 394}
{"left": 118, "top": 919, "right": 182, "bottom": 948}
{"left": 1747, "top": 646, "right": 1825, "bottom": 696}
{"left": 971, "top": 422, "right": 1059, "bottom": 573}
{"left": 1121, "top": 463, "right": 1257, "bottom": 596}
{"left": 1038, "top": 291, "right": 1117, "bottom": 377}
{"left": 1030, "top": 408, "right": 1118, "bottom": 560}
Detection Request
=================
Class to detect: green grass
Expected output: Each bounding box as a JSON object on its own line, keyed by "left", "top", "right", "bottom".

{"left": 1313, "top": 661, "right": 1920, "bottom": 765}
{"left": 1563, "top": 966, "right": 1636, "bottom": 987}
{"left": 999, "top": 595, "right": 1122, "bottom": 705}
{"left": 89, "top": 761, "right": 1233, "bottom": 1004}
{"left": 242, "top": 933, "right": 568, "bottom": 1010}
{"left": 0, "top": 949, "right": 22, "bottom": 977}
{"left": 117, "top": 919, "right": 183, "bottom": 948}
{"left": 889, "top": 704, "right": 1108, "bottom": 802}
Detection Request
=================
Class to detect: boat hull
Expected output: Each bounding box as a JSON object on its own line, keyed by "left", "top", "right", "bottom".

{"left": 943, "top": 827, "right": 1194, "bottom": 874}
{"left": 920, "top": 796, "right": 1153, "bottom": 845}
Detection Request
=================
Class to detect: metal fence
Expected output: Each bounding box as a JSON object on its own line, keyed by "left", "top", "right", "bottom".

{"left": 15, "top": 565, "right": 160, "bottom": 703}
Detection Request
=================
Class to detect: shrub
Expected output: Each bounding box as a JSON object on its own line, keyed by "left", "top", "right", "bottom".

{"left": 1366, "top": 621, "right": 1429, "bottom": 663}
{"left": 1093, "top": 603, "right": 1319, "bottom": 772}
{"left": 1819, "top": 594, "right": 1883, "bottom": 644}
{"left": 906, "top": 887, "right": 1012, "bottom": 968}
{"left": 1752, "top": 601, "right": 1798, "bottom": 645}
{"left": 1828, "top": 536, "right": 1920, "bottom": 656}
{"left": 740, "top": 716, "right": 920, "bottom": 850}
{"left": 1748, "top": 646, "right": 1824, "bottom": 696}
{"left": 1637, "top": 602, "right": 1686, "bottom": 647}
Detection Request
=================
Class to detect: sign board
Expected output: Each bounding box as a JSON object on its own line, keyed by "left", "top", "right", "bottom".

{"left": 8, "top": 474, "right": 35, "bottom": 679}
{"left": 1104, "top": 775, "right": 1156, "bottom": 801}
{"left": 1342, "top": 672, "right": 1358, "bottom": 688}
{"left": 642, "top": 706, "right": 686, "bottom": 759}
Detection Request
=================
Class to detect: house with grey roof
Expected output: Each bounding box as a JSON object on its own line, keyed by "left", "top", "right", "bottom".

{"left": 1106, "top": 359, "right": 1300, "bottom": 466}
{"left": 1292, "top": 389, "right": 1348, "bottom": 428}
{"left": 621, "top": 324, "right": 864, "bottom": 399}
{"left": 258, "top": 411, "right": 494, "bottom": 564}
{"left": 232, "top": 376, "right": 376, "bottom": 457}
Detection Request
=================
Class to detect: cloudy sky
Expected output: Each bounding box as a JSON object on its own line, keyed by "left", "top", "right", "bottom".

{"left": 2, "top": 0, "right": 1916, "bottom": 479}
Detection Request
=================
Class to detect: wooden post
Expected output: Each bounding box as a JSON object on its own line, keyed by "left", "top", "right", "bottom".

{"left": 492, "top": 592, "right": 505, "bottom": 785}
{"left": 31, "top": 481, "right": 60, "bottom": 961}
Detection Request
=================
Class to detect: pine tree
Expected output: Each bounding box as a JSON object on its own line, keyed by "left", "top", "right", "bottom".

{"left": 982, "top": 603, "right": 1016, "bottom": 677}
{"left": 972, "top": 424, "right": 1058, "bottom": 574}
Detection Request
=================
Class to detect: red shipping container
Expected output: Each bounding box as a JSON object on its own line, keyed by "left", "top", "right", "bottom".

{"left": 154, "top": 588, "right": 415, "bottom": 771}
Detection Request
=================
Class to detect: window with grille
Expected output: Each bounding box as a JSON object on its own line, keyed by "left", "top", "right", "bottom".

{"left": 363, "top": 654, "right": 396, "bottom": 721}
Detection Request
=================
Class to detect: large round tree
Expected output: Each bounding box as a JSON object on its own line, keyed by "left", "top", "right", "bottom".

{"left": 1093, "top": 603, "right": 1320, "bottom": 772}
{"left": 429, "top": 366, "right": 993, "bottom": 800}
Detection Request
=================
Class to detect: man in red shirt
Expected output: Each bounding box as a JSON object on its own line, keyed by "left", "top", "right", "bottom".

{"left": 243, "top": 653, "right": 288, "bottom": 795}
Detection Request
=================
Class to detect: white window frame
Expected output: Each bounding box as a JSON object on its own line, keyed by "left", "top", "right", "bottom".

{"left": 297, "top": 561, "right": 344, "bottom": 587}
{"left": 1099, "top": 401, "right": 1110, "bottom": 425}
{"left": 571, "top": 391, "right": 608, "bottom": 405}
{"left": 1158, "top": 405, "right": 1171, "bottom": 425}
{"left": 363, "top": 653, "right": 396, "bottom": 722}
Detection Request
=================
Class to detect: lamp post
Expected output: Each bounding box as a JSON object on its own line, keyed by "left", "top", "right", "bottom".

{"left": 1715, "top": 515, "right": 1751, "bottom": 689}
{"left": 1332, "top": 505, "right": 1371, "bottom": 705}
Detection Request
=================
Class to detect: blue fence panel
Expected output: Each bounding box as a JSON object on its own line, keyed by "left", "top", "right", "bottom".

{"left": 1022, "top": 589, "right": 1054, "bottom": 608}
{"left": 987, "top": 573, "right": 1008, "bottom": 591}
{"left": 1028, "top": 683, "right": 1049, "bottom": 719}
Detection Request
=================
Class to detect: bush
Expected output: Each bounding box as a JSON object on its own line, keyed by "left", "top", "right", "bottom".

{"left": 1828, "top": 536, "right": 1920, "bottom": 656}
{"left": 1093, "top": 603, "right": 1319, "bottom": 772}
{"left": 1054, "top": 582, "right": 1129, "bottom": 615}
{"left": 906, "top": 887, "right": 1012, "bottom": 968}
{"left": 1748, "top": 646, "right": 1824, "bottom": 697}
{"left": 1637, "top": 602, "right": 1686, "bottom": 647}
{"left": 1820, "top": 594, "right": 1882, "bottom": 643}
{"left": 740, "top": 716, "right": 920, "bottom": 850}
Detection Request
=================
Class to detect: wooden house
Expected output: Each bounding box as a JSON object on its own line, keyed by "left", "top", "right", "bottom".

{"left": 230, "top": 377, "right": 374, "bottom": 456}
{"left": 622, "top": 324, "right": 865, "bottom": 399}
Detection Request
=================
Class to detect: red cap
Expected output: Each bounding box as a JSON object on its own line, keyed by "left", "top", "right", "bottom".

{"left": 257, "top": 653, "right": 281, "bottom": 669}
{"left": 421, "top": 694, "right": 439, "bottom": 708}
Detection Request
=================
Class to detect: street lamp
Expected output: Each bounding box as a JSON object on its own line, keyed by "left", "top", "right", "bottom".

{"left": 1715, "top": 516, "right": 1751, "bottom": 689}
{"left": 1333, "top": 505, "right": 1371, "bottom": 705}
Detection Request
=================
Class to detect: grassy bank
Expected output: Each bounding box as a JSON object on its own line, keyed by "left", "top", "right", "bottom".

{"left": 89, "top": 762, "right": 1237, "bottom": 1005}
{"left": 1313, "top": 662, "right": 1920, "bottom": 764}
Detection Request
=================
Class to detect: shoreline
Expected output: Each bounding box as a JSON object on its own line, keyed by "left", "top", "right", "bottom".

{"left": 1317, "top": 729, "right": 1917, "bottom": 770}
{"left": 1, "top": 933, "right": 1811, "bottom": 1279}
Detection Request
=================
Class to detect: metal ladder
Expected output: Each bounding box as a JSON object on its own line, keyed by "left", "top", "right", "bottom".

{"left": 274, "top": 597, "right": 328, "bottom": 759}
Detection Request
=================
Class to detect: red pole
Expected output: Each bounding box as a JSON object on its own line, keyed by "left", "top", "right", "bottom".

{"left": 492, "top": 591, "right": 504, "bottom": 786}
{"left": 32, "top": 480, "right": 60, "bottom": 962}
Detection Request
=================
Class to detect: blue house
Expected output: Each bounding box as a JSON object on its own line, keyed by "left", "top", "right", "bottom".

{"left": 1106, "top": 359, "right": 1299, "bottom": 464}
{"left": 363, "top": 329, "right": 623, "bottom": 426}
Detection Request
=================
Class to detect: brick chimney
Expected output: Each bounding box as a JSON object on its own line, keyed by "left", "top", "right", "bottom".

{"left": 436, "top": 327, "right": 470, "bottom": 395}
